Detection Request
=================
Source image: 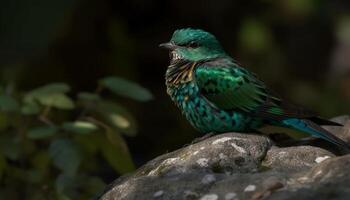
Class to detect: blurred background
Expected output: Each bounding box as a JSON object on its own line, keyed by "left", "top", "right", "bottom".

{"left": 1, "top": 0, "right": 350, "bottom": 199}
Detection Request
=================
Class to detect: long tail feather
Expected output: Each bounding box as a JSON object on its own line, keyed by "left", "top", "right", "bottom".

{"left": 283, "top": 118, "right": 350, "bottom": 152}
{"left": 308, "top": 117, "right": 343, "bottom": 126}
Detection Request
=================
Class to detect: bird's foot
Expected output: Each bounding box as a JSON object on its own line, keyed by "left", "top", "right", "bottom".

{"left": 191, "top": 132, "right": 215, "bottom": 144}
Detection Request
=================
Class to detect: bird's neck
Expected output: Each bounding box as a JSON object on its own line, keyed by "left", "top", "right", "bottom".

{"left": 165, "top": 56, "right": 233, "bottom": 87}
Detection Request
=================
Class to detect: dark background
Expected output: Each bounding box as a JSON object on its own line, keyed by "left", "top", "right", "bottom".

{"left": 1, "top": 0, "right": 350, "bottom": 199}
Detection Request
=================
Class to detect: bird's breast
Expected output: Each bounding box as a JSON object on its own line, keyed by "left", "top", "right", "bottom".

{"left": 166, "top": 82, "right": 262, "bottom": 133}
{"left": 166, "top": 82, "right": 199, "bottom": 108}
{"left": 166, "top": 82, "right": 230, "bottom": 132}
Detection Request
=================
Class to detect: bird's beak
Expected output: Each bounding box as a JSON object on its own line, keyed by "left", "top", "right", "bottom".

{"left": 159, "top": 42, "right": 177, "bottom": 50}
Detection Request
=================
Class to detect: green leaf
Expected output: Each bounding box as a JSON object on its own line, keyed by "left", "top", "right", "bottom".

{"left": 98, "top": 129, "right": 135, "bottom": 174}
{"left": 77, "top": 92, "right": 101, "bottom": 102}
{"left": 27, "top": 126, "right": 58, "bottom": 139}
{"left": 24, "top": 83, "right": 74, "bottom": 110}
{"left": 95, "top": 101, "right": 137, "bottom": 136}
{"left": 38, "top": 93, "right": 75, "bottom": 110}
{"left": 100, "top": 76, "right": 153, "bottom": 101}
{"left": 21, "top": 101, "right": 40, "bottom": 115}
{"left": 62, "top": 121, "right": 98, "bottom": 134}
{"left": 0, "top": 94, "right": 19, "bottom": 112}
{"left": 28, "top": 83, "right": 70, "bottom": 97}
{"left": 49, "top": 139, "right": 81, "bottom": 176}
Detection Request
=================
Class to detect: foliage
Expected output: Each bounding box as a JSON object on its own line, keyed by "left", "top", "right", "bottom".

{"left": 0, "top": 77, "right": 152, "bottom": 199}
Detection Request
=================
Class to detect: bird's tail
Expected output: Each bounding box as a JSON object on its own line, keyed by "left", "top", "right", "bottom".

{"left": 282, "top": 118, "right": 350, "bottom": 152}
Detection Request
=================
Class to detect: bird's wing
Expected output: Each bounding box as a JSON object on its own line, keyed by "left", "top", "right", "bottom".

{"left": 195, "top": 62, "right": 314, "bottom": 121}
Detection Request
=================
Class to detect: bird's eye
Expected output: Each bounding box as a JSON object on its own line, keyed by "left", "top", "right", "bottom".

{"left": 187, "top": 41, "right": 199, "bottom": 48}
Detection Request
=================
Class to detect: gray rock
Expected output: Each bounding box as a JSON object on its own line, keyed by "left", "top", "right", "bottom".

{"left": 100, "top": 116, "right": 350, "bottom": 200}
{"left": 263, "top": 146, "right": 335, "bottom": 172}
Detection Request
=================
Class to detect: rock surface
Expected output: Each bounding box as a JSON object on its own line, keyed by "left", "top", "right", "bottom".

{"left": 100, "top": 116, "right": 350, "bottom": 200}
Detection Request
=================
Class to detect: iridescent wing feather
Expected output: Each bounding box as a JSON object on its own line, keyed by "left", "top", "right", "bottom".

{"left": 194, "top": 60, "right": 335, "bottom": 123}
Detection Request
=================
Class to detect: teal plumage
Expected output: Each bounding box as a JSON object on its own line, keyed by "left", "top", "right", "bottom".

{"left": 160, "top": 28, "right": 350, "bottom": 151}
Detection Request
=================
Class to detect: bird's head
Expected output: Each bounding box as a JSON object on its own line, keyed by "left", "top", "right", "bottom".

{"left": 160, "top": 28, "right": 227, "bottom": 64}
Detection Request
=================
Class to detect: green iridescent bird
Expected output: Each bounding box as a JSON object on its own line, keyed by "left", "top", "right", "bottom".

{"left": 160, "top": 28, "right": 350, "bottom": 151}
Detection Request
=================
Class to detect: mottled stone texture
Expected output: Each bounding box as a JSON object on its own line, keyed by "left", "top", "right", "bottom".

{"left": 100, "top": 116, "right": 350, "bottom": 200}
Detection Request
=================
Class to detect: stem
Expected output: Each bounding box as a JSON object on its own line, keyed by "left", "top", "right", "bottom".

{"left": 39, "top": 106, "right": 54, "bottom": 126}
{"left": 84, "top": 116, "right": 109, "bottom": 129}
{"left": 78, "top": 85, "right": 104, "bottom": 119}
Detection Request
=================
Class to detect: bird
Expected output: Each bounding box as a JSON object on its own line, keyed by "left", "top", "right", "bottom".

{"left": 159, "top": 28, "right": 350, "bottom": 152}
